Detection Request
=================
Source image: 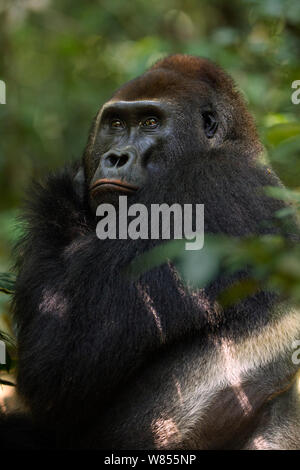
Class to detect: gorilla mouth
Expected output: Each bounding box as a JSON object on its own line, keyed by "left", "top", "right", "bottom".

{"left": 90, "top": 179, "right": 139, "bottom": 196}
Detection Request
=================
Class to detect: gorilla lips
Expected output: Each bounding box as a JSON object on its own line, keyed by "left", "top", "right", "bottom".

{"left": 90, "top": 179, "right": 139, "bottom": 197}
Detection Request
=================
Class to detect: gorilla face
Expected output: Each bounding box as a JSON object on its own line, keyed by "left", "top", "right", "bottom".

{"left": 89, "top": 99, "right": 174, "bottom": 208}
{"left": 85, "top": 71, "right": 220, "bottom": 211}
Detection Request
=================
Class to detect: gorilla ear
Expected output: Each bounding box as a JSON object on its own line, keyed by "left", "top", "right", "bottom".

{"left": 202, "top": 111, "right": 218, "bottom": 138}
{"left": 73, "top": 166, "right": 86, "bottom": 201}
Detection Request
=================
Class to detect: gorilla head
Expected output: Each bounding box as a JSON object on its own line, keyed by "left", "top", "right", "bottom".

{"left": 81, "top": 55, "right": 280, "bottom": 238}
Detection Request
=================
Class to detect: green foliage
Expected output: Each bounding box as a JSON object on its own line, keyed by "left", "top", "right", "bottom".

{"left": 128, "top": 233, "right": 300, "bottom": 308}
{"left": 0, "top": 272, "right": 16, "bottom": 295}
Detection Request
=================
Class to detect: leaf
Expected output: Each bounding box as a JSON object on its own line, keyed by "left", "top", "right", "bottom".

{"left": 264, "top": 186, "right": 300, "bottom": 219}
{"left": 0, "top": 273, "right": 16, "bottom": 295}
{"left": 265, "top": 123, "right": 300, "bottom": 147}
{"left": 124, "top": 239, "right": 186, "bottom": 279}
{"left": 275, "top": 207, "right": 298, "bottom": 218}
{"left": 267, "top": 136, "right": 300, "bottom": 187}
{"left": 176, "top": 238, "right": 226, "bottom": 287}
{"left": 264, "top": 186, "right": 300, "bottom": 203}
{"left": 0, "top": 378, "right": 15, "bottom": 387}
{"left": 218, "top": 278, "right": 261, "bottom": 308}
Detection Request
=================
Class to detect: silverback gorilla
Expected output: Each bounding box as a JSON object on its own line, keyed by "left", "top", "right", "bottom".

{"left": 1, "top": 55, "right": 300, "bottom": 449}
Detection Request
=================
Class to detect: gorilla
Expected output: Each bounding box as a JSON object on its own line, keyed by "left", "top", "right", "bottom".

{"left": 1, "top": 54, "right": 300, "bottom": 450}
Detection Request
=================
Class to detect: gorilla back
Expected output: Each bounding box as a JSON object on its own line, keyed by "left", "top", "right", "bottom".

{"left": 3, "top": 55, "right": 300, "bottom": 449}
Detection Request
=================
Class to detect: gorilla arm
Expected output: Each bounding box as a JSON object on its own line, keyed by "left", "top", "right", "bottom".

{"left": 12, "top": 167, "right": 206, "bottom": 441}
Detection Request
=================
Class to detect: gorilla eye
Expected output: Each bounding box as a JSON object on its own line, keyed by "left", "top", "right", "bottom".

{"left": 202, "top": 112, "right": 218, "bottom": 138}
{"left": 110, "top": 119, "right": 124, "bottom": 129}
{"left": 141, "top": 117, "right": 159, "bottom": 128}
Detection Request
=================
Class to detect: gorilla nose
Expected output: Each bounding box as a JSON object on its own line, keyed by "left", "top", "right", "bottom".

{"left": 102, "top": 148, "right": 136, "bottom": 171}
{"left": 105, "top": 152, "right": 129, "bottom": 168}
{"left": 90, "top": 146, "right": 141, "bottom": 198}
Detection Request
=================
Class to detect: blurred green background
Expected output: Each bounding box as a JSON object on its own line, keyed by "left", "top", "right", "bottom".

{"left": 0, "top": 0, "right": 299, "bottom": 336}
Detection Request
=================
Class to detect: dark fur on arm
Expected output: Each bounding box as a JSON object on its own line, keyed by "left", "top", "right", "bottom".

{"left": 12, "top": 167, "right": 206, "bottom": 436}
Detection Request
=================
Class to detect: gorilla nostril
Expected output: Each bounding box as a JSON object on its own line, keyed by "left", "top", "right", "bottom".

{"left": 106, "top": 154, "right": 129, "bottom": 168}
{"left": 116, "top": 155, "right": 129, "bottom": 168}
